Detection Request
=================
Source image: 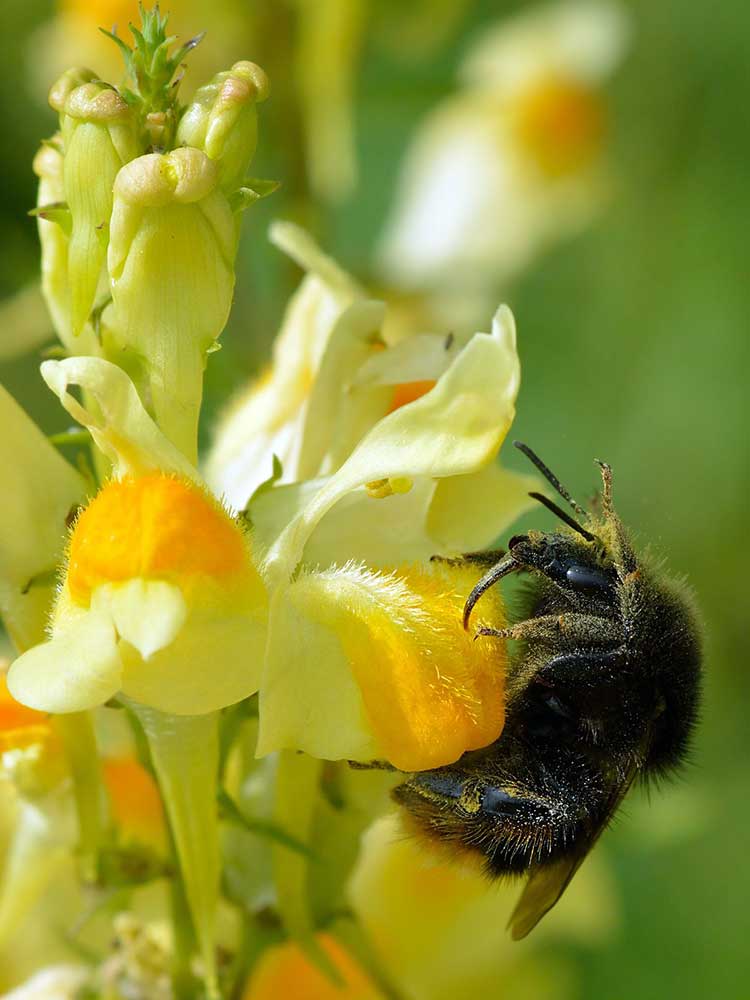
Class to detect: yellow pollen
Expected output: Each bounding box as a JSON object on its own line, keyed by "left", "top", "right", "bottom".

{"left": 67, "top": 473, "right": 248, "bottom": 605}
{"left": 513, "top": 76, "right": 605, "bottom": 176}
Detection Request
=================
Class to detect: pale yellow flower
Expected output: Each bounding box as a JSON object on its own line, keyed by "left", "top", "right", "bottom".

{"left": 379, "top": 0, "right": 630, "bottom": 310}
{"left": 251, "top": 298, "right": 537, "bottom": 770}
{"left": 0, "top": 674, "right": 75, "bottom": 949}
{"left": 9, "top": 358, "right": 266, "bottom": 719}
{"left": 243, "top": 933, "right": 382, "bottom": 1000}
{"left": 348, "top": 814, "right": 619, "bottom": 1000}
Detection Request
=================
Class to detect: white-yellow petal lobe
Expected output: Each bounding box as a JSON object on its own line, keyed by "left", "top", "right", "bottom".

{"left": 8, "top": 609, "right": 122, "bottom": 714}
{"left": 41, "top": 357, "right": 197, "bottom": 481}
{"left": 101, "top": 579, "right": 188, "bottom": 660}
{"left": 119, "top": 616, "right": 266, "bottom": 716}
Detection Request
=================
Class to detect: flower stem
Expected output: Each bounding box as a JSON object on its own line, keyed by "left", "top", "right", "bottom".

{"left": 272, "top": 750, "right": 341, "bottom": 983}
{"left": 132, "top": 705, "right": 221, "bottom": 999}
{"left": 53, "top": 710, "right": 105, "bottom": 882}
{"left": 168, "top": 844, "right": 200, "bottom": 1000}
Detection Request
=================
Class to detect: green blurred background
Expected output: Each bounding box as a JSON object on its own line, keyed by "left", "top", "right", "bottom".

{"left": 1, "top": 0, "right": 748, "bottom": 996}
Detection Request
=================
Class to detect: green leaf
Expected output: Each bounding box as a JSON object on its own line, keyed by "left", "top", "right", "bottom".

{"left": 29, "top": 201, "right": 72, "bottom": 235}
{"left": 218, "top": 788, "right": 317, "bottom": 861}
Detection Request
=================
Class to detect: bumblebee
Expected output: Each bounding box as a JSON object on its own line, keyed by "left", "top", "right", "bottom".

{"left": 393, "top": 442, "right": 702, "bottom": 938}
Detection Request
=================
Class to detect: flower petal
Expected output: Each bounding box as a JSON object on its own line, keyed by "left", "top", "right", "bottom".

{"left": 295, "top": 299, "right": 387, "bottom": 480}
{"left": 206, "top": 223, "right": 362, "bottom": 507}
{"left": 8, "top": 608, "right": 122, "bottom": 713}
{"left": 427, "top": 462, "right": 539, "bottom": 553}
{"left": 350, "top": 332, "right": 462, "bottom": 387}
{"left": 259, "top": 560, "right": 506, "bottom": 769}
{"left": 119, "top": 615, "right": 266, "bottom": 715}
{"left": 40, "top": 356, "right": 198, "bottom": 481}
{"left": 100, "top": 579, "right": 188, "bottom": 660}
{"left": 264, "top": 306, "right": 519, "bottom": 583}
{"left": 257, "top": 584, "right": 379, "bottom": 762}
{"left": 461, "top": 0, "right": 631, "bottom": 91}
{"left": 269, "top": 221, "right": 362, "bottom": 300}
{"left": 0, "top": 384, "right": 86, "bottom": 650}
{"left": 250, "top": 478, "right": 437, "bottom": 570}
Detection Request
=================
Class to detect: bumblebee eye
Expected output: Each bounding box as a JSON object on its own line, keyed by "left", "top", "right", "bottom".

{"left": 565, "top": 564, "right": 612, "bottom": 593}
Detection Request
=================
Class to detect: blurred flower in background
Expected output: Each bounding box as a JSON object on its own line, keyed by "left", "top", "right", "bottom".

{"left": 377, "top": 0, "right": 630, "bottom": 323}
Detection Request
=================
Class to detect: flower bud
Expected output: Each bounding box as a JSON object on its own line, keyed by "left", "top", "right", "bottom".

{"left": 32, "top": 140, "right": 71, "bottom": 347}
{"left": 53, "top": 77, "right": 139, "bottom": 338}
{"left": 107, "top": 147, "right": 237, "bottom": 462}
{"left": 47, "top": 67, "right": 97, "bottom": 113}
{"left": 176, "top": 60, "right": 269, "bottom": 193}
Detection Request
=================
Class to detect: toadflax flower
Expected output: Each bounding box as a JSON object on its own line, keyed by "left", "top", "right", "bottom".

{"left": 7, "top": 357, "right": 267, "bottom": 998}
{"left": 206, "top": 223, "right": 539, "bottom": 771}
{"left": 243, "top": 932, "right": 382, "bottom": 1000}
{"left": 378, "top": 0, "right": 630, "bottom": 313}
{"left": 346, "top": 814, "right": 618, "bottom": 1000}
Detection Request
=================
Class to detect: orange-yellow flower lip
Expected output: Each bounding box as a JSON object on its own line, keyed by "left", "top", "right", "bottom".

{"left": 513, "top": 76, "right": 605, "bottom": 176}
{"left": 67, "top": 473, "right": 249, "bottom": 606}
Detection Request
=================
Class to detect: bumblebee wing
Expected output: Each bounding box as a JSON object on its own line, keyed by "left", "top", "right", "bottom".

{"left": 508, "top": 763, "right": 639, "bottom": 940}
{"left": 508, "top": 852, "right": 588, "bottom": 940}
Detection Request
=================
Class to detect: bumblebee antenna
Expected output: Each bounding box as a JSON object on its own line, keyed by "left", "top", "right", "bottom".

{"left": 528, "top": 492, "right": 595, "bottom": 542}
{"left": 513, "top": 441, "right": 588, "bottom": 519}
{"left": 595, "top": 460, "right": 613, "bottom": 517}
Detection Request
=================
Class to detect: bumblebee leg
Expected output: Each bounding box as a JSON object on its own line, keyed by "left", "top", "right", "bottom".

{"left": 430, "top": 548, "right": 506, "bottom": 569}
{"left": 476, "top": 613, "right": 622, "bottom": 645}
{"left": 347, "top": 759, "right": 396, "bottom": 772}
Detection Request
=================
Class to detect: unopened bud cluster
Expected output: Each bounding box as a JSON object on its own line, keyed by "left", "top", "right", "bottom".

{"left": 34, "top": 11, "right": 269, "bottom": 462}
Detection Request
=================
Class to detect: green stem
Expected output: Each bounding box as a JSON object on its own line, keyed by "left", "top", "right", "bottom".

{"left": 53, "top": 711, "right": 106, "bottom": 882}
{"left": 168, "top": 843, "right": 199, "bottom": 1000}
{"left": 132, "top": 705, "right": 221, "bottom": 999}
{"left": 272, "top": 751, "right": 341, "bottom": 984}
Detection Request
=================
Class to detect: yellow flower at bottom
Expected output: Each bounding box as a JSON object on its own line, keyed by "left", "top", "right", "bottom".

{"left": 348, "top": 814, "right": 619, "bottom": 1000}
{"left": 0, "top": 673, "right": 66, "bottom": 797}
{"left": 9, "top": 472, "right": 267, "bottom": 717}
{"left": 103, "top": 756, "right": 165, "bottom": 851}
{"left": 243, "top": 934, "right": 382, "bottom": 1000}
